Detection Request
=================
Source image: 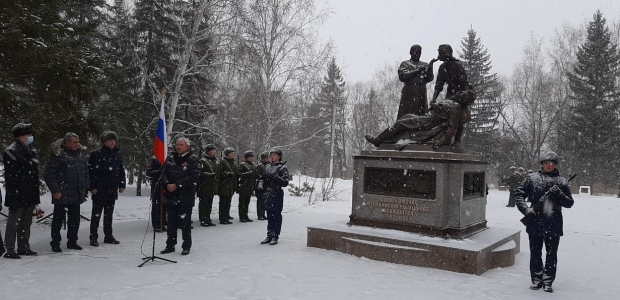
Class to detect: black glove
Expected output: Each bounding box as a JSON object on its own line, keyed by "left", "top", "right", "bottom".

{"left": 524, "top": 208, "right": 536, "bottom": 217}
{"left": 206, "top": 172, "right": 216, "bottom": 178}
{"left": 224, "top": 172, "right": 234, "bottom": 178}
{"left": 549, "top": 185, "right": 563, "bottom": 198}
{"left": 273, "top": 176, "right": 287, "bottom": 187}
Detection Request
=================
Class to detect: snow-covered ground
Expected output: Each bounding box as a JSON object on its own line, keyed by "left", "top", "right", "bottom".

{"left": 1, "top": 177, "right": 619, "bottom": 300}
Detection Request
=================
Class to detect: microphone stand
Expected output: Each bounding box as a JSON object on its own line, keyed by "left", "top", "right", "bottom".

{"left": 139, "top": 159, "right": 176, "bottom": 267}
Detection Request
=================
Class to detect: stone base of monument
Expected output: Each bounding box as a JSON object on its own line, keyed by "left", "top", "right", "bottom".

{"left": 307, "top": 147, "right": 521, "bottom": 275}
{"left": 307, "top": 222, "right": 520, "bottom": 275}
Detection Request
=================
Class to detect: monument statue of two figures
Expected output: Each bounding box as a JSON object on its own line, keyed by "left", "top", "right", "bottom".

{"left": 366, "top": 44, "right": 476, "bottom": 150}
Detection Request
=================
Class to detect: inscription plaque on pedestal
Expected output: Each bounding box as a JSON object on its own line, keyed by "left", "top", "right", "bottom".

{"left": 364, "top": 167, "right": 435, "bottom": 199}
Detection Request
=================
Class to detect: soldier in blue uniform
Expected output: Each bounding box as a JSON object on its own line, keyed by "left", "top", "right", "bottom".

{"left": 258, "top": 148, "right": 289, "bottom": 245}
{"left": 515, "top": 151, "right": 574, "bottom": 293}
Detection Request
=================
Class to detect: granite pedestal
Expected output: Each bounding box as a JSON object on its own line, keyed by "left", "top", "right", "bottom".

{"left": 307, "top": 148, "right": 520, "bottom": 275}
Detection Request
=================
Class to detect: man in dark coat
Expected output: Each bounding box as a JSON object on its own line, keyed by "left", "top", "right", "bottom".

{"left": 2, "top": 123, "right": 41, "bottom": 258}
{"left": 237, "top": 150, "right": 256, "bottom": 223}
{"left": 505, "top": 166, "right": 519, "bottom": 207}
{"left": 397, "top": 45, "right": 436, "bottom": 119}
{"left": 217, "top": 147, "right": 238, "bottom": 224}
{"left": 515, "top": 151, "right": 574, "bottom": 293}
{"left": 44, "top": 132, "right": 90, "bottom": 252}
{"left": 258, "top": 148, "right": 289, "bottom": 246}
{"left": 197, "top": 144, "right": 218, "bottom": 227}
{"left": 255, "top": 151, "right": 270, "bottom": 220}
{"left": 88, "top": 131, "right": 126, "bottom": 246}
{"left": 159, "top": 138, "right": 199, "bottom": 256}
{"left": 147, "top": 156, "right": 167, "bottom": 232}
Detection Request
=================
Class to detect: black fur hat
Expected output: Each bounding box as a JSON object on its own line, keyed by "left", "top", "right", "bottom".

{"left": 101, "top": 131, "right": 118, "bottom": 143}
{"left": 244, "top": 150, "right": 254, "bottom": 158}
{"left": 269, "top": 147, "right": 283, "bottom": 160}
{"left": 539, "top": 151, "right": 559, "bottom": 165}
{"left": 260, "top": 151, "right": 269, "bottom": 159}
{"left": 12, "top": 123, "right": 33, "bottom": 137}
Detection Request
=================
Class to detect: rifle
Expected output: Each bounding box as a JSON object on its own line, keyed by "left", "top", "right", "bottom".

{"left": 520, "top": 173, "right": 577, "bottom": 226}
{"left": 259, "top": 161, "right": 288, "bottom": 191}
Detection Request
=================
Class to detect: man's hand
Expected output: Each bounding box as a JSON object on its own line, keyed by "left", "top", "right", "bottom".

{"left": 91, "top": 189, "right": 98, "bottom": 195}
{"left": 119, "top": 188, "right": 125, "bottom": 193}
{"left": 524, "top": 208, "right": 536, "bottom": 217}
{"left": 429, "top": 58, "right": 439, "bottom": 64}
{"left": 167, "top": 184, "right": 177, "bottom": 192}
{"left": 53, "top": 192, "right": 62, "bottom": 200}
{"left": 549, "top": 185, "right": 563, "bottom": 197}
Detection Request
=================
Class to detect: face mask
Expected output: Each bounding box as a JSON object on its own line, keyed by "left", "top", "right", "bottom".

{"left": 27, "top": 136, "right": 34, "bottom": 145}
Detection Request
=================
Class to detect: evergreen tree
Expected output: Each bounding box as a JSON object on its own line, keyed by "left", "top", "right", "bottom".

{"left": 560, "top": 10, "right": 620, "bottom": 188}
{"left": 458, "top": 27, "right": 502, "bottom": 155}
{"left": 304, "top": 58, "right": 347, "bottom": 176}
{"left": 0, "top": 0, "right": 104, "bottom": 163}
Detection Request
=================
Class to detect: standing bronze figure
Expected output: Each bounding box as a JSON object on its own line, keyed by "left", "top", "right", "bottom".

{"left": 397, "top": 45, "right": 435, "bottom": 119}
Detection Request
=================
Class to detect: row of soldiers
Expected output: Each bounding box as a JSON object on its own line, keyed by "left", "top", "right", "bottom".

{"left": 147, "top": 141, "right": 290, "bottom": 254}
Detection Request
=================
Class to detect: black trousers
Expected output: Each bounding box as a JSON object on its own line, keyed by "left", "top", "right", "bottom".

{"left": 219, "top": 195, "right": 232, "bottom": 221}
{"left": 166, "top": 203, "right": 192, "bottom": 250}
{"left": 507, "top": 190, "right": 516, "bottom": 206}
{"left": 256, "top": 191, "right": 266, "bottom": 217}
{"left": 266, "top": 189, "right": 284, "bottom": 237}
{"left": 51, "top": 204, "right": 81, "bottom": 245}
{"left": 90, "top": 200, "right": 115, "bottom": 240}
{"left": 151, "top": 189, "right": 167, "bottom": 228}
{"left": 198, "top": 194, "right": 214, "bottom": 222}
{"left": 238, "top": 193, "right": 251, "bottom": 220}
{"left": 529, "top": 234, "right": 561, "bottom": 286}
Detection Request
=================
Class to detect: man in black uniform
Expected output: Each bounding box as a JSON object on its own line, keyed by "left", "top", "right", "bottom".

{"left": 397, "top": 45, "right": 435, "bottom": 119}
{"left": 237, "top": 150, "right": 256, "bottom": 222}
{"left": 258, "top": 148, "right": 289, "bottom": 245}
{"left": 159, "top": 138, "right": 199, "bottom": 256}
{"left": 515, "top": 151, "right": 574, "bottom": 293}
{"left": 88, "top": 131, "right": 126, "bottom": 246}
{"left": 255, "top": 152, "right": 270, "bottom": 220}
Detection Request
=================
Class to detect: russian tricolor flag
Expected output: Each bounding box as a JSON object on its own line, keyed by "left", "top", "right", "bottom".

{"left": 153, "top": 99, "right": 167, "bottom": 164}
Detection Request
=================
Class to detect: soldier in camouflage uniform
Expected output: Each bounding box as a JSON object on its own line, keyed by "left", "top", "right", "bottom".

{"left": 237, "top": 150, "right": 257, "bottom": 222}
{"left": 197, "top": 144, "right": 219, "bottom": 227}
{"left": 255, "top": 152, "right": 270, "bottom": 220}
{"left": 218, "top": 147, "right": 238, "bottom": 224}
{"left": 506, "top": 166, "right": 522, "bottom": 207}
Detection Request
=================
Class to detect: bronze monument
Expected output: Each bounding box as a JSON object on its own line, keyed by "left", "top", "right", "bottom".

{"left": 397, "top": 45, "right": 436, "bottom": 119}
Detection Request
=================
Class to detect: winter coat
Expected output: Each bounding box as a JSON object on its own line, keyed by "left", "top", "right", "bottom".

{"left": 88, "top": 146, "right": 126, "bottom": 203}
{"left": 161, "top": 151, "right": 200, "bottom": 207}
{"left": 146, "top": 157, "right": 164, "bottom": 200}
{"left": 2, "top": 140, "right": 41, "bottom": 209}
{"left": 259, "top": 161, "right": 290, "bottom": 191}
{"left": 237, "top": 161, "right": 256, "bottom": 196}
{"left": 44, "top": 140, "right": 89, "bottom": 205}
{"left": 515, "top": 169, "right": 574, "bottom": 237}
{"left": 218, "top": 157, "right": 238, "bottom": 197}
{"left": 197, "top": 155, "right": 219, "bottom": 197}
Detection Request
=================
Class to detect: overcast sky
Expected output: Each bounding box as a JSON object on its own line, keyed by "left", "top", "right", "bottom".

{"left": 316, "top": 0, "right": 620, "bottom": 83}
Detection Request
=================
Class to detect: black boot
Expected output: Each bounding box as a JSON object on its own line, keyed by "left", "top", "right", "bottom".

{"left": 90, "top": 237, "right": 99, "bottom": 247}
{"left": 160, "top": 246, "right": 175, "bottom": 254}
{"left": 50, "top": 243, "right": 62, "bottom": 253}
{"left": 365, "top": 126, "right": 400, "bottom": 147}
{"left": 200, "top": 221, "right": 209, "bottom": 227}
{"left": 269, "top": 237, "right": 279, "bottom": 245}
{"left": 181, "top": 248, "right": 190, "bottom": 255}
{"left": 0, "top": 242, "right": 5, "bottom": 257}
{"left": 543, "top": 285, "right": 553, "bottom": 293}
{"left": 261, "top": 235, "right": 272, "bottom": 245}
{"left": 4, "top": 251, "right": 21, "bottom": 259}
{"left": 206, "top": 221, "right": 216, "bottom": 227}
{"left": 245, "top": 218, "right": 253, "bottom": 222}
{"left": 67, "top": 243, "right": 83, "bottom": 250}
{"left": 104, "top": 236, "right": 120, "bottom": 244}
{"left": 529, "top": 282, "right": 543, "bottom": 290}
{"left": 17, "top": 249, "right": 38, "bottom": 256}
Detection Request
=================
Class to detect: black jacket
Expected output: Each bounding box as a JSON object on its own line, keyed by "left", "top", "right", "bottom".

{"left": 2, "top": 140, "right": 41, "bottom": 209}
{"left": 89, "top": 146, "right": 126, "bottom": 203}
{"left": 44, "top": 140, "right": 89, "bottom": 205}
{"left": 161, "top": 151, "right": 200, "bottom": 207}
{"left": 515, "top": 169, "right": 574, "bottom": 237}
